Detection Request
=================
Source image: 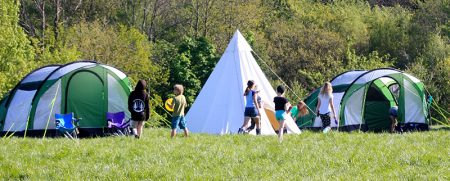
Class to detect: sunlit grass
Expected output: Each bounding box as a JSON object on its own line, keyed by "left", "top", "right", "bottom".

{"left": 0, "top": 128, "right": 449, "bottom": 180}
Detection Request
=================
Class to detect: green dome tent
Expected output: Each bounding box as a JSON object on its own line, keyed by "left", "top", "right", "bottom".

{"left": 299, "top": 68, "right": 430, "bottom": 132}
{"left": 0, "top": 61, "right": 132, "bottom": 137}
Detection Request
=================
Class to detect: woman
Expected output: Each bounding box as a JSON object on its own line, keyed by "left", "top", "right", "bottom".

{"left": 290, "top": 101, "right": 309, "bottom": 127}
{"left": 128, "top": 80, "right": 150, "bottom": 139}
{"left": 238, "top": 80, "right": 261, "bottom": 135}
{"left": 315, "top": 82, "right": 337, "bottom": 133}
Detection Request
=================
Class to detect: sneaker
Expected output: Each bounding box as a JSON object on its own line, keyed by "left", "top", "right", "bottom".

{"left": 323, "top": 126, "right": 331, "bottom": 133}
{"left": 238, "top": 128, "right": 244, "bottom": 134}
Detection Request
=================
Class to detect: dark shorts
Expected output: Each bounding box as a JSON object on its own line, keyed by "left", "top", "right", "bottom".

{"left": 171, "top": 116, "right": 187, "bottom": 129}
{"left": 389, "top": 107, "right": 398, "bottom": 117}
{"left": 319, "top": 113, "right": 331, "bottom": 128}
{"left": 244, "top": 107, "right": 259, "bottom": 118}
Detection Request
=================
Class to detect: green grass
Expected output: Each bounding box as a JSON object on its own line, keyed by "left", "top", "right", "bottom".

{"left": 0, "top": 128, "right": 449, "bottom": 180}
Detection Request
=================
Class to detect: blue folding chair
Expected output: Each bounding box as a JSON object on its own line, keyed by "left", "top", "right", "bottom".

{"left": 55, "top": 113, "right": 81, "bottom": 139}
{"left": 106, "top": 112, "right": 131, "bottom": 136}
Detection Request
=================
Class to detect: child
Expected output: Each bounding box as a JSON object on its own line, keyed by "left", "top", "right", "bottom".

{"left": 315, "top": 82, "right": 337, "bottom": 133}
{"left": 290, "top": 101, "right": 309, "bottom": 127}
{"left": 245, "top": 87, "right": 262, "bottom": 134}
{"left": 128, "top": 80, "right": 150, "bottom": 139}
{"left": 389, "top": 106, "right": 398, "bottom": 133}
{"left": 238, "top": 80, "right": 261, "bottom": 135}
{"left": 274, "top": 85, "right": 290, "bottom": 142}
{"left": 169, "top": 84, "right": 189, "bottom": 138}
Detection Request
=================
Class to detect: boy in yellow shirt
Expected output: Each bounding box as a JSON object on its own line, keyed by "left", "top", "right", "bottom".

{"left": 169, "top": 84, "right": 189, "bottom": 138}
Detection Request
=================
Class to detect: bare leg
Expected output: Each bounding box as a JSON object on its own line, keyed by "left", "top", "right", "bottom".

{"left": 278, "top": 120, "right": 286, "bottom": 142}
{"left": 241, "top": 117, "right": 251, "bottom": 129}
{"left": 254, "top": 117, "right": 261, "bottom": 135}
{"left": 136, "top": 121, "right": 144, "bottom": 138}
{"left": 171, "top": 129, "right": 176, "bottom": 138}
{"left": 390, "top": 116, "right": 397, "bottom": 133}
{"left": 183, "top": 128, "right": 189, "bottom": 137}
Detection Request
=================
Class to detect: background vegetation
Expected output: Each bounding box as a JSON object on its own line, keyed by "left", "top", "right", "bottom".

{"left": 1, "top": 0, "right": 449, "bottom": 123}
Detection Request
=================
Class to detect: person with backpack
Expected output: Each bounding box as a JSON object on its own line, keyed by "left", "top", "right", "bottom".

{"left": 128, "top": 80, "right": 150, "bottom": 139}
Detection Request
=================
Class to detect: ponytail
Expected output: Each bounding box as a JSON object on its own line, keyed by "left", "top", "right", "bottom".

{"left": 244, "top": 80, "right": 255, "bottom": 96}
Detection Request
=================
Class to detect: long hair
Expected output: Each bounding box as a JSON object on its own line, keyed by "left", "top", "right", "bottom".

{"left": 135, "top": 80, "right": 147, "bottom": 93}
{"left": 244, "top": 80, "right": 255, "bottom": 96}
{"left": 298, "top": 101, "right": 309, "bottom": 116}
{"left": 320, "top": 82, "right": 332, "bottom": 96}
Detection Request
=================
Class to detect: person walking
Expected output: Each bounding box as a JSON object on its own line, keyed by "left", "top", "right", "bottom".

{"left": 128, "top": 80, "right": 150, "bottom": 139}
{"left": 169, "top": 84, "right": 189, "bottom": 138}
{"left": 315, "top": 82, "right": 337, "bottom": 133}
{"left": 238, "top": 80, "right": 261, "bottom": 135}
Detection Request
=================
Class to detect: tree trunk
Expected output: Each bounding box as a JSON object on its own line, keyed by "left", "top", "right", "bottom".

{"left": 54, "top": 0, "right": 61, "bottom": 41}
{"left": 34, "top": 0, "right": 46, "bottom": 48}
{"left": 194, "top": 0, "right": 200, "bottom": 38}
{"left": 19, "top": 0, "right": 36, "bottom": 37}
{"left": 202, "top": 0, "right": 214, "bottom": 37}
{"left": 142, "top": 0, "right": 149, "bottom": 31}
{"left": 148, "top": 0, "right": 160, "bottom": 42}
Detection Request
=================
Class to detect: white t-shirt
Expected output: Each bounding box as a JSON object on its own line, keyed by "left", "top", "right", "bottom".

{"left": 318, "top": 93, "right": 333, "bottom": 114}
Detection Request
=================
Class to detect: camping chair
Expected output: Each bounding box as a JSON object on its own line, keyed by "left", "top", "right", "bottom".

{"left": 107, "top": 112, "right": 131, "bottom": 136}
{"left": 55, "top": 113, "right": 81, "bottom": 139}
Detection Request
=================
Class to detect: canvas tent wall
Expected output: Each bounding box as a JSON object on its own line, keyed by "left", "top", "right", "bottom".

{"left": 186, "top": 30, "right": 301, "bottom": 135}
{"left": 0, "top": 61, "right": 132, "bottom": 137}
{"left": 299, "top": 68, "right": 429, "bottom": 132}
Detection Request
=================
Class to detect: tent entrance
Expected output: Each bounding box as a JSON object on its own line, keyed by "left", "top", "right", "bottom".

{"left": 65, "top": 70, "right": 106, "bottom": 128}
{"left": 364, "top": 78, "right": 398, "bottom": 132}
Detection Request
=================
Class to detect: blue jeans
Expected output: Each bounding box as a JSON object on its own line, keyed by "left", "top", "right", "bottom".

{"left": 171, "top": 116, "right": 187, "bottom": 129}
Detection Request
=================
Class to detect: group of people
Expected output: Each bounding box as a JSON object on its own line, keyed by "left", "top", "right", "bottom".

{"left": 238, "top": 80, "right": 338, "bottom": 141}
{"left": 127, "top": 79, "right": 399, "bottom": 140}
{"left": 128, "top": 80, "right": 188, "bottom": 139}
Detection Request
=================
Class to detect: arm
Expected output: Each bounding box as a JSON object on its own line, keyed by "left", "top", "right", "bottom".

{"left": 145, "top": 95, "right": 150, "bottom": 121}
{"left": 128, "top": 94, "right": 132, "bottom": 112}
{"left": 253, "top": 92, "right": 261, "bottom": 117}
{"left": 329, "top": 97, "right": 337, "bottom": 120}
{"left": 316, "top": 98, "right": 321, "bottom": 115}
{"left": 252, "top": 92, "right": 259, "bottom": 109}
{"left": 169, "top": 97, "right": 175, "bottom": 109}
{"left": 285, "top": 101, "right": 292, "bottom": 112}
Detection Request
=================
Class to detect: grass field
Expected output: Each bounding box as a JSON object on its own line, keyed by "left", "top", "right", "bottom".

{"left": 0, "top": 128, "right": 449, "bottom": 180}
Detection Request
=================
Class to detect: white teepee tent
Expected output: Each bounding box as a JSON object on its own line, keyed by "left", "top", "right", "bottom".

{"left": 186, "top": 30, "right": 301, "bottom": 135}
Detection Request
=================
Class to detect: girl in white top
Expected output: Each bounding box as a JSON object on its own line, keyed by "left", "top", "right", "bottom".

{"left": 315, "top": 82, "right": 338, "bottom": 132}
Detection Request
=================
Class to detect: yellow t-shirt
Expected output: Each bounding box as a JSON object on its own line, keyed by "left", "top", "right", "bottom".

{"left": 172, "top": 95, "right": 187, "bottom": 117}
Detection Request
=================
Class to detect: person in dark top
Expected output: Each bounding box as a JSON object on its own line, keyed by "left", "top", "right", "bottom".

{"left": 274, "top": 85, "right": 291, "bottom": 142}
{"left": 128, "top": 80, "right": 150, "bottom": 139}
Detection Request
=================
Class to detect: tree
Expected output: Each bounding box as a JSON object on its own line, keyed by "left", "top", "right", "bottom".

{"left": 0, "top": 0, "right": 36, "bottom": 97}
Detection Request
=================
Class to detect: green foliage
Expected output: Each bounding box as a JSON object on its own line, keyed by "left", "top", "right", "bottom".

{"left": 0, "top": 129, "right": 449, "bottom": 180}
{"left": 153, "top": 37, "right": 218, "bottom": 105}
{"left": 32, "top": 27, "right": 80, "bottom": 66}
{"left": 62, "top": 21, "right": 166, "bottom": 93}
{"left": 0, "top": 0, "right": 35, "bottom": 97}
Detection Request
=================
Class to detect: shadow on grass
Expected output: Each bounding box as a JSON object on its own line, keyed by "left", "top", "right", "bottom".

{"left": 429, "top": 126, "right": 450, "bottom": 132}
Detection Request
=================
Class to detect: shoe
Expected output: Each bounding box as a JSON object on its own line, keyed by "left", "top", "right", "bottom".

{"left": 323, "top": 126, "right": 331, "bottom": 133}
{"left": 238, "top": 128, "right": 244, "bottom": 134}
{"left": 256, "top": 129, "right": 261, "bottom": 135}
{"left": 135, "top": 135, "right": 140, "bottom": 139}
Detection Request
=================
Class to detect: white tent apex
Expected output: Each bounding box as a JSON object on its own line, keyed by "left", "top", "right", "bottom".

{"left": 224, "top": 30, "right": 253, "bottom": 53}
